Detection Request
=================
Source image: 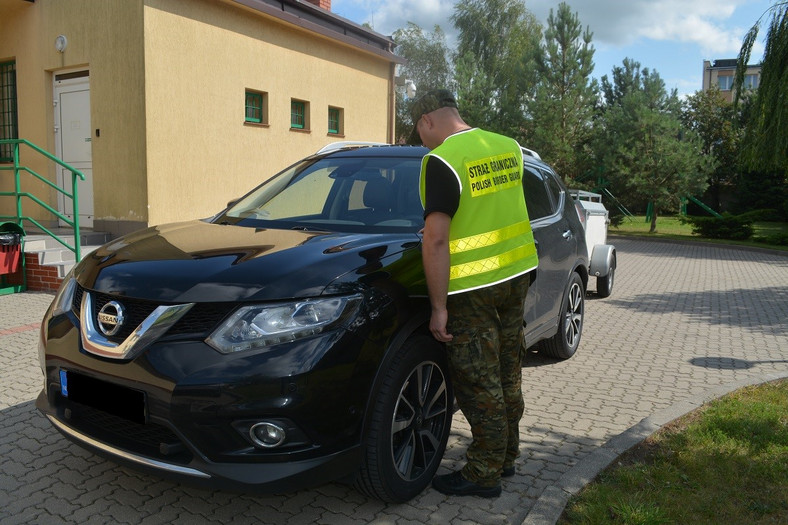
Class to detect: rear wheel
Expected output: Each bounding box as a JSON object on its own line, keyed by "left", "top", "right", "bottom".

{"left": 539, "top": 272, "right": 584, "bottom": 359}
{"left": 355, "top": 334, "right": 453, "bottom": 502}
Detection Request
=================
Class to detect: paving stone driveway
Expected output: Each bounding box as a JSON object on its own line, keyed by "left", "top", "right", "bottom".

{"left": 2, "top": 237, "right": 787, "bottom": 525}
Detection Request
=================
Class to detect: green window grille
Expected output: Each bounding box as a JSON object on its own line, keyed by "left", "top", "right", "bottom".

{"left": 0, "top": 61, "right": 18, "bottom": 163}
{"left": 291, "top": 100, "right": 305, "bottom": 129}
{"left": 328, "top": 107, "right": 340, "bottom": 134}
{"left": 245, "top": 91, "right": 263, "bottom": 123}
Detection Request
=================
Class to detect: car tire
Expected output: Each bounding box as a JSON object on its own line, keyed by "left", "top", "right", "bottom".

{"left": 354, "top": 334, "right": 453, "bottom": 502}
{"left": 596, "top": 266, "right": 614, "bottom": 298}
{"left": 540, "top": 272, "right": 584, "bottom": 359}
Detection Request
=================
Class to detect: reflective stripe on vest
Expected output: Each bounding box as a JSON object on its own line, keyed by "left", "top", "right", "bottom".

{"left": 450, "top": 242, "right": 537, "bottom": 281}
{"left": 449, "top": 220, "right": 532, "bottom": 254}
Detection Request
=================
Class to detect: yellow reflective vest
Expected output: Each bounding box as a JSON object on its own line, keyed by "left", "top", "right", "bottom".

{"left": 420, "top": 128, "right": 538, "bottom": 294}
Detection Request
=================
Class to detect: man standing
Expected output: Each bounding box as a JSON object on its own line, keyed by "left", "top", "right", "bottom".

{"left": 409, "top": 89, "right": 538, "bottom": 497}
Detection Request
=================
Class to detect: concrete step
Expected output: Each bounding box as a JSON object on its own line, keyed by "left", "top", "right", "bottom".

{"left": 37, "top": 245, "right": 102, "bottom": 266}
{"left": 23, "top": 231, "right": 112, "bottom": 252}
{"left": 50, "top": 247, "right": 101, "bottom": 278}
{"left": 21, "top": 229, "right": 113, "bottom": 279}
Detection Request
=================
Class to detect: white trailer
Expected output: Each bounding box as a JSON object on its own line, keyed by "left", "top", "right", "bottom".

{"left": 571, "top": 190, "right": 616, "bottom": 297}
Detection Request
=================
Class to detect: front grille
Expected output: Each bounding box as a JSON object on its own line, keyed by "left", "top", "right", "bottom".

{"left": 72, "top": 284, "right": 235, "bottom": 343}
{"left": 169, "top": 303, "right": 234, "bottom": 335}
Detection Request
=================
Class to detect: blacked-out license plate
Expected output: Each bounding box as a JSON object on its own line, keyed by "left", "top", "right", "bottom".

{"left": 60, "top": 370, "right": 146, "bottom": 424}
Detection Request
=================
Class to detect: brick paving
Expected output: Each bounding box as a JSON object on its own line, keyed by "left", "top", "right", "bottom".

{"left": 2, "top": 237, "right": 787, "bottom": 524}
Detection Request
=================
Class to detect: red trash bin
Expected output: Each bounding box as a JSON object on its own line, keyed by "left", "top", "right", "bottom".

{"left": 0, "top": 225, "right": 24, "bottom": 275}
{"left": 1, "top": 238, "right": 21, "bottom": 274}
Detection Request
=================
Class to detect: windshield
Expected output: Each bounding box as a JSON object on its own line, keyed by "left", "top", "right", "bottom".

{"left": 214, "top": 154, "right": 425, "bottom": 233}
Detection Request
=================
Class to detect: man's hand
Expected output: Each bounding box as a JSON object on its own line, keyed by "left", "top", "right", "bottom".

{"left": 429, "top": 306, "right": 453, "bottom": 342}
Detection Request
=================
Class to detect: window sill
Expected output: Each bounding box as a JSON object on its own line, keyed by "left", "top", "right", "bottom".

{"left": 290, "top": 128, "right": 311, "bottom": 134}
{"left": 244, "top": 121, "right": 270, "bottom": 128}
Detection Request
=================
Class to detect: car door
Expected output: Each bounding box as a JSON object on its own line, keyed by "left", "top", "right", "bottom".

{"left": 522, "top": 163, "right": 579, "bottom": 344}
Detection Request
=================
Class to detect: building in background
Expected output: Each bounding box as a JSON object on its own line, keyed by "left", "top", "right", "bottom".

{"left": 0, "top": 0, "right": 401, "bottom": 236}
{"left": 702, "top": 59, "right": 761, "bottom": 103}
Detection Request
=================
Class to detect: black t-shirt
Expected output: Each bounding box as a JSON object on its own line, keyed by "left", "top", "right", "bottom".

{"left": 422, "top": 155, "right": 460, "bottom": 219}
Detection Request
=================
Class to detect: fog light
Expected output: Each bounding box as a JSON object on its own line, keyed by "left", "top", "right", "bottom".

{"left": 250, "top": 421, "right": 286, "bottom": 448}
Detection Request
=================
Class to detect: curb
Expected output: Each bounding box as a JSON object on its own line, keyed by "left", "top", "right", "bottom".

{"left": 520, "top": 371, "right": 788, "bottom": 525}
{"left": 607, "top": 233, "right": 788, "bottom": 257}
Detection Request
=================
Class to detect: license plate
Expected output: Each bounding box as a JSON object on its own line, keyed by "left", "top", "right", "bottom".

{"left": 59, "top": 369, "right": 146, "bottom": 424}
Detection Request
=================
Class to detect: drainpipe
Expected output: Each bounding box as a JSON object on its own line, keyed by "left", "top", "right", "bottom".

{"left": 388, "top": 62, "right": 396, "bottom": 143}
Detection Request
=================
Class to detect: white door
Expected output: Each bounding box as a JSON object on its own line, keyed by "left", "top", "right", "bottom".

{"left": 55, "top": 71, "right": 94, "bottom": 228}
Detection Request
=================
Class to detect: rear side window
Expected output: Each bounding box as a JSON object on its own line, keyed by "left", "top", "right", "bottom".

{"left": 543, "top": 168, "right": 564, "bottom": 211}
{"left": 523, "top": 166, "right": 554, "bottom": 220}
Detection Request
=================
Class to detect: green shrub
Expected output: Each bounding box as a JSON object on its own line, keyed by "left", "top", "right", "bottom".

{"left": 753, "top": 233, "right": 788, "bottom": 246}
{"left": 680, "top": 213, "right": 754, "bottom": 240}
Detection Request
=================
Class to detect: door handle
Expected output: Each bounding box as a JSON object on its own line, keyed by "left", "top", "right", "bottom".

{"left": 562, "top": 230, "right": 572, "bottom": 240}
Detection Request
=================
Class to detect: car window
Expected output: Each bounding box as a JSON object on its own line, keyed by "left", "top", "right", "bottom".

{"left": 219, "top": 156, "right": 424, "bottom": 233}
{"left": 543, "top": 168, "right": 564, "bottom": 212}
{"left": 255, "top": 167, "right": 335, "bottom": 219}
{"left": 523, "top": 165, "right": 555, "bottom": 220}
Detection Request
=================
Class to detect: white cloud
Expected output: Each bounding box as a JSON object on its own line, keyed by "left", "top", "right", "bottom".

{"left": 336, "top": 0, "right": 757, "bottom": 56}
{"left": 331, "top": 0, "right": 768, "bottom": 97}
{"left": 334, "top": 0, "right": 455, "bottom": 35}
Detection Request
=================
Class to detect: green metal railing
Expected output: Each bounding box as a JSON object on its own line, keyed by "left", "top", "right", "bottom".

{"left": 0, "top": 138, "right": 85, "bottom": 262}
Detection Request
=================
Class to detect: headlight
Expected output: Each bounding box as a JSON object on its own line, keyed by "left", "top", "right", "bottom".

{"left": 206, "top": 295, "right": 362, "bottom": 354}
{"left": 51, "top": 273, "right": 77, "bottom": 317}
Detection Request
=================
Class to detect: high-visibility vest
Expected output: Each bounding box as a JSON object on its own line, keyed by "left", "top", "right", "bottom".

{"left": 420, "top": 128, "right": 538, "bottom": 294}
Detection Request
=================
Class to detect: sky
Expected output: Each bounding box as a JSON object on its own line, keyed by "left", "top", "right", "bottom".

{"left": 331, "top": 0, "right": 776, "bottom": 98}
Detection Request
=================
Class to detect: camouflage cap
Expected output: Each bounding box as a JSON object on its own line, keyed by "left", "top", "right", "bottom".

{"left": 406, "top": 89, "right": 458, "bottom": 145}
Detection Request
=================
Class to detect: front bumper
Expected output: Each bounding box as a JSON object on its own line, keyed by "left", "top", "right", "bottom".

{"left": 36, "top": 301, "right": 386, "bottom": 492}
{"left": 36, "top": 390, "right": 361, "bottom": 492}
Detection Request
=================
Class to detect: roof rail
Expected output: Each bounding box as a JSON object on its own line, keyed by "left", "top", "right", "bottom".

{"left": 316, "top": 141, "right": 388, "bottom": 154}
{"left": 521, "top": 147, "right": 542, "bottom": 161}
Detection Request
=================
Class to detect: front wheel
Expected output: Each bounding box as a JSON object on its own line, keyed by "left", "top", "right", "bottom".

{"left": 539, "top": 272, "right": 584, "bottom": 359}
{"left": 354, "top": 334, "right": 453, "bottom": 502}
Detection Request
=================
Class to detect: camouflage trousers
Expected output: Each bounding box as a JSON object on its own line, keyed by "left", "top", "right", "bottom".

{"left": 445, "top": 272, "right": 530, "bottom": 487}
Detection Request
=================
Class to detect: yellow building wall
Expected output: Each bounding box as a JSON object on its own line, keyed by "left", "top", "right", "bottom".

{"left": 2, "top": 0, "right": 395, "bottom": 232}
{"left": 143, "top": 0, "right": 393, "bottom": 225}
{"left": 0, "top": 0, "right": 148, "bottom": 230}
{"left": 0, "top": 0, "right": 52, "bottom": 226}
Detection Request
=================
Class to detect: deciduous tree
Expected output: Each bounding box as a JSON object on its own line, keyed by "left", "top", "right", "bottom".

{"left": 735, "top": 1, "right": 787, "bottom": 175}
{"left": 451, "top": 0, "right": 541, "bottom": 137}
{"left": 597, "top": 61, "right": 711, "bottom": 232}
{"left": 681, "top": 86, "right": 741, "bottom": 211}
{"left": 391, "top": 23, "right": 452, "bottom": 141}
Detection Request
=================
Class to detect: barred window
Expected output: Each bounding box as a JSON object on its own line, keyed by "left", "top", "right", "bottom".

{"left": 328, "top": 107, "right": 343, "bottom": 135}
{"left": 0, "top": 61, "right": 18, "bottom": 163}
{"left": 291, "top": 99, "right": 308, "bottom": 130}
{"left": 245, "top": 90, "right": 268, "bottom": 124}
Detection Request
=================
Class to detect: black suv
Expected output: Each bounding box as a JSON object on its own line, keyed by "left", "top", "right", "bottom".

{"left": 37, "top": 143, "right": 588, "bottom": 502}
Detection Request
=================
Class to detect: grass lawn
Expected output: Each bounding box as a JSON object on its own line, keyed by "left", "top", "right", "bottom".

{"left": 610, "top": 216, "right": 788, "bottom": 252}
{"left": 558, "top": 379, "right": 788, "bottom": 524}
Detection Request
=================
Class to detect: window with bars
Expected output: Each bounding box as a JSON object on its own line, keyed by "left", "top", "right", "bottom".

{"left": 0, "top": 61, "right": 18, "bottom": 163}
{"left": 291, "top": 100, "right": 308, "bottom": 130}
{"left": 245, "top": 90, "right": 267, "bottom": 124}
{"left": 328, "top": 107, "right": 342, "bottom": 135}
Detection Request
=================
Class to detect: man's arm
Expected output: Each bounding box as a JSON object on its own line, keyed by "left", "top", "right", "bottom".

{"left": 422, "top": 211, "right": 453, "bottom": 342}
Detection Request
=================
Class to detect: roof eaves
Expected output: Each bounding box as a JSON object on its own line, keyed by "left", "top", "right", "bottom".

{"left": 232, "top": 0, "right": 404, "bottom": 63}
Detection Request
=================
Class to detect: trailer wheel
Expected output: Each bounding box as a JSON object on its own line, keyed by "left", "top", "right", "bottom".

{"left": 597, "top": 266, "right": 614, "bottom": 298}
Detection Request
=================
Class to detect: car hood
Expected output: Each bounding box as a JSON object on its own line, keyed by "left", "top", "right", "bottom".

{"left": 74, "top": 221, "right": 422, "bottom": 303}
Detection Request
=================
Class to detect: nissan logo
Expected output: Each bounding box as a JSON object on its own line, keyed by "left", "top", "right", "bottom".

{"left": 97, "top": 301, "right": 125, "bottom": 337}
